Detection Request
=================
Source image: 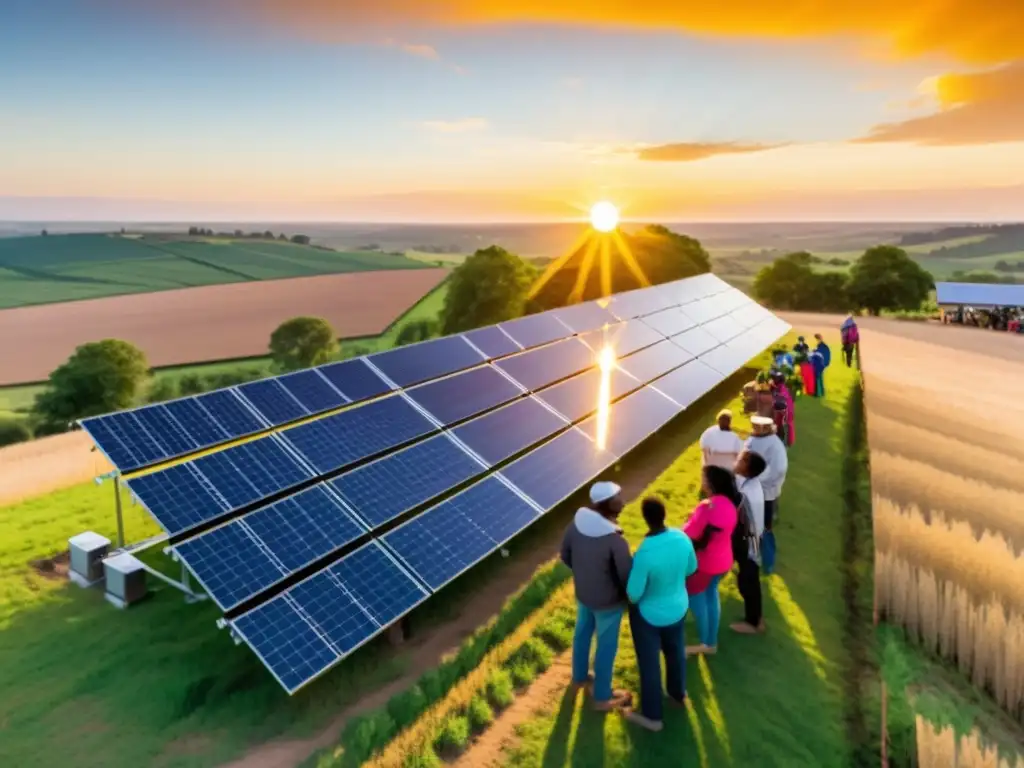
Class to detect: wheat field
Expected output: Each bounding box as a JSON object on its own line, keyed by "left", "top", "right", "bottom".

{"left": 862, "top": 325, "right": 1024, "bottom": 746}
{"left": 917, "top": 717, "right": 1021, "bottom": 768}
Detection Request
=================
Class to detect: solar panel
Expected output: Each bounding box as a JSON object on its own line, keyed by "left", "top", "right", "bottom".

{"left": 331, "top": 434, "right": 485, "bottom": 529}
{"left": 457, "top": 476, "right": 541, "bottom": 546}
{"left": 126, "top": 463, "right": 229, "bottom": 536}
{"left": 194, "top": 436, "right": 313, "bottom": 509}
{"left": 281, "top": 395, "right": 436, "bottom": 476}
{"left": 616, "top": 339, "right": 694, "bottom": 384}
{"left": 327, "top": 542, "right": 428, "bottom": 628}
{"left": 579, "top": 385, "right": 682, "bottom": 457}
{"left": 606, "top": 286, "right": 676, "bottom": 320}
{"left": 498, "top": 312, "right": 572, "bottom": 349}
{"left": 195, "top": 389, "right": 268, "bottom": 438}
{"left": 640, "top": 307, "right": 698, "bottom": 338}
{"left": 163, "top": 397, "right": 231, "bottom": 448}
{"left": 650, "top": 359, "right": 724, "bottom": 408}
{"left": 703, "top": 314, "right": 746, "bottom": 344}
{"left": 316, "top": 358, "right": 392, "bottom": 402}
{"left": 534, "top": 367, "right": 640, "bottom": 422}
{"left": 277, "top": 369, "right": 348, "bottom": 415}
{"left": 132, "top": 405, "right": 201, "bottom": 458}
{"left": 699, "top": 341, "right": 754, "bottom": 377}
{"left": 934, "top": 281, "right": 1024, "bottom": 307}
{"left": 671, "top": 326, "right": 720, "bottom": 357}
{"left": 500, "top": 427, "right": 617, "bottom": 510}
{"left": 80, "top": 411, "right": 169, "bottom": 472}
{"left": 452, "top": 396, "right": 568, "bottom": 466}
{"left": 369, "top": 336, "right": 485, "bottom": 388}
{"left": 552, "top": 301, "right": 619, "bottom": 333}
{"left": 288, "top": 569, "right": 379, "bottom": 655}
{"left": 494, "top": 337, "right": 596, "bottom": 391}
{"left": 682, "top": 296, "right": 728, "bottom": 324}
{"left": 462, "top": 326, "right": 521, "bottom": 359}
{"left": 236, "top": 380, "right": 309, "bottom": 427}
{"left": 405, "top": 366, "right": 523, "bottom": 426}
{"left": 578, "top": 320, "right": 664, "bottom": 358}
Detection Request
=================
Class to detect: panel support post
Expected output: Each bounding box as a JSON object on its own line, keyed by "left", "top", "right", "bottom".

{"left": 387, "top": 617, "right": 410, "bottom": 647}
{"left": 113, "top": 476, "right": 125, "bottom": 549}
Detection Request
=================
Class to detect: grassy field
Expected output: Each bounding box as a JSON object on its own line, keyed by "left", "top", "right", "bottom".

{"left": 0, "top": 233, "right": 429, "bottom": 309}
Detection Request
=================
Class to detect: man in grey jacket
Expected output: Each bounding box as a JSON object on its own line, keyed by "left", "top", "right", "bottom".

{"left": 561, "top": 480, "right": 633, "bottom": 710}
{"left": 745, "top": 416, "right": 789, "bottom": 574}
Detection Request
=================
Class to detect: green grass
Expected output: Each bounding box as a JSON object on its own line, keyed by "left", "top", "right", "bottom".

{"left": 0, "top": 233, "right": 430, "bottom": 309}
{"left": 502, "top": 341, "right": 865, "bottom": 768}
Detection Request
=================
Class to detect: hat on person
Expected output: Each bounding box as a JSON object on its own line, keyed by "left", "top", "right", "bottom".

{"left": 717, "top": 408, "right": 733, "bottom": 420}
{"left": 589, "top": 481, "right": 622, "bottom": 505}
{"left": 751, "top": 416, "right": 774, "bottom": 427}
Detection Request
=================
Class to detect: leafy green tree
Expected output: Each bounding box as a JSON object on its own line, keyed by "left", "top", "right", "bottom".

{"left": 395, "top": 319, "right": 439, "bottom": 347}
{"left": 0, "top": 417, "right": 33, "bottom": 447}
{"left": 752, "top": 252, "right": 849, "bottom": 312}
{"left": 34, "top": 339, "right": 149, "bottom": 428}
{"left": 269, "top": 317, "right": 337, "bottom": 371}
{"left": 145, "top": 377, "right": 180, "bottom": 404}
{"left": 847, "top": 246, "right": 933, "bottom": 316}
{"left": 441, "top": 246, "right": 535, "bottom": 334}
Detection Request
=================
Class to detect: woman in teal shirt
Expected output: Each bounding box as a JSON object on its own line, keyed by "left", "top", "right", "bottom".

{"left": 621, "top": 498, "right": 698, "bottom": 732}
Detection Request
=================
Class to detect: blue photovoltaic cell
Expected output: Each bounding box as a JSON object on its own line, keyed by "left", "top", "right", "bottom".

{"left": 133, "top": 405, "right": 200, "bottom": 458}
{"left": 195, "top": 389, "right": 267, "bottom": 438}
{"left": 703, "top": 314, "right": 746, "bottom": 344}
{"left": 127, "top": 463, "right": 229, "bottom": 536}
{"left": 580, "top": 386, "right": 682, "bottom": 457}
{"left": 651, "top": 360, "right": 724, "bottom": 408}
{"left": 462, "top": 325, "right": 521, "bottom": 359}
{"left": 175, "top": 523, "right": 285, "bottom": 611}
{"left": 192, "top": 437, "right": 313, "bottom": 514}
{"left": 458, "top": 476, "right": 540, "bottom": 546}
{"left": 332, "top": 434, "right": 484, "bottom": 528}
{"left": 232, "top": 598, "right": 339, "bottom": 694}
{"left": 369, "top": 336, "right": 485, "bottom": 388}
{"left": 671, "top": 326, "right": 720, "bottom": 357}
{"left": 383, "top": 489, "right": 498, "bottom": 590}
{"left": 498, "top": 312, "right": 572, "bottom": 350}
{"left": 81, "top": 411, "right": 166, "bottom": 472}
{"left": 288, "top": 570, "right": 379, "bottom": 654}
{"left": 501, "top": 427, "right": 617, "bottom": 510}
{"left": 406, "top": 366, "right": 522, "bottom": 426}
{"left": 329, "top": 542, "right": 428, "bottom": 627}
{"left": 579, "top": 320, "right": 664, "bottom": 358}
{"left": 453, "top": 396, "right": 567, "bottom": 466}
{"left": 616, "top": 339, "right": 694, "bottom": 385}
{"left": 246, "top": 486, "right": 366, "bottom": 573}
{"left": 535, "top": 367, "right": 639, "bottom": 423}
{"left": 316, "top": 358, "right": 391, "bottom": 402}
{"left": 553, "top": 301, "right": 619, "bottom": 333}
{"left": 281, "top": 395, "right": 435, "bottom": 475}
{"left": 641, "top": 307, "right": 698, "bottom": 338}
{"left": 278, "top": 370, "right": 347, "bottom": 414}
{"left": 237, "top": 379, "right": 309, "bottom": 426}
{"left": 163, "top": 397, "right": 231, "bottom": 448}
{"left": 495, "top": 337, "right": 596, "bottom": 391}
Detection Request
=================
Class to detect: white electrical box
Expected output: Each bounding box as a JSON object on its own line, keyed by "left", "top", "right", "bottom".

{"left": 68, "top": 531, "right": 110, "bottom": 587}
{"left": 103, "top": 553, "right": 148, "bottom": 609}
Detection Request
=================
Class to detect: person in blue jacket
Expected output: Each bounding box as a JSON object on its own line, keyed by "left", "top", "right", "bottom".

{"left": 810, "top": 334, "right": 830, "bottom": 397}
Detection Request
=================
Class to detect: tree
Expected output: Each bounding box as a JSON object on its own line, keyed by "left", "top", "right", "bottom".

{"left": 269, "top": 317, "right": 338, "bottom": 371}
{"left": 847, "top": 245, "right": 933, "bottom": 316}
{"left": 441, "top": 246, "right": 535, "bottom": 334}
{"left": 528, "top": 224, "right": 711, "bottom": 311}
{"left": 33, "top": 339, "right": 149, "bottom": 429}
{"left": 751, "top": 252, "right": 849, "bottom": 312}
{"left": 395, "top": 319, "right": 439, "bottom": 347}
{"left": 290, "top": 234, "right": 311, "bottom": 245}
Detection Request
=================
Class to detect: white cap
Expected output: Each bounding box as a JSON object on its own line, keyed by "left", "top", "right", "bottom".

{"left": 589, "top": 481, "right": 622, "bottom": 505}
{"left": 751, "top": 416, "right": 774, "bottom": 427}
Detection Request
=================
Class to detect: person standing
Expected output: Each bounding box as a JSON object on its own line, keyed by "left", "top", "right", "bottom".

{"left": 808, "top": 345, "right": 826, "bottom": 399}
{"left": 621, "top": 498, "right": 698, "bottom": 732}
{"left": 840, "top": 315, "right": 859, "bottom": 367}
{"left": 561, "top": 481, "right": 634, "bottom": 710}
{"left": 683, "top": 466, "right": 740, "bottom": 657}
{"left": 813, "top": 333, "right": 831, "bottom": 397}
{"left": 730, "top": 450, "right": 768, "bottom": 634}
{"left": 794, "top": 336, "right": 815, "bottom": 396}
{"left": 745, "top": 416, "right": 789, "bottom": 575}
{"left": 699, "top": 409, "right": 745, "bottom": 470}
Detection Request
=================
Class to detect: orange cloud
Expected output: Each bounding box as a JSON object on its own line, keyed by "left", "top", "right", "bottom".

{"left": 858, "top": 63, "right": 1024, "bottom": 145}
{"left": 635, "top": 142, "right": 783, "bottom": 162}
{"left": 217, "top": 2, "right": 1024, "bottom": 64}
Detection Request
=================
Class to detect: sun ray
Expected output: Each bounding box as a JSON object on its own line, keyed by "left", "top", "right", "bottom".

{"left": 599, "top": 235, "right": 613, "bottom": 297}
{"left": 570, "top": 235, "right": 600, "bottom": 303}
{"left": 527, "top": 228, "right": 593, "bottom": 301}
{"left": 612, "top": 229, "right": 651, "bottom": 288}
{"left": 595, "top": 345, "right": 615, "bottom": 451}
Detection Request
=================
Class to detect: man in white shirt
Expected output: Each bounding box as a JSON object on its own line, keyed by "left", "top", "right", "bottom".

{"left": 732, "top": 450, "right": 767, "bottom": 634}
{"left": 699, "top": 409, "right": 744, "bottom": 470}
{"left": 745, "top": 416, "right": 788, "bottom": 575}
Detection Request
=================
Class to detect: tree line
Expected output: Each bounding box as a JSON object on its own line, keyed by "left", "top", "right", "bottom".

{"left": 186, "top": 227, "right": 311, "bottom": 245}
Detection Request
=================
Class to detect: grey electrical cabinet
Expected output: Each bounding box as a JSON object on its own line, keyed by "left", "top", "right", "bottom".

{"left": 103, "top": 553, "right": 148, "bottom": 609}
{"left": 68, "top": 531, "right": 110, "bottom": 587}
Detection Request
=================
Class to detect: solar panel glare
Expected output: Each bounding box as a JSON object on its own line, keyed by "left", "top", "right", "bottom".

{"left": 616, "top": 339, "right": 694, "bottom": 384}
{"left": 495, "top": 337, "right": 596, "bottom": 391}
{"left": 498, "top": 312, "right": 572, "bottom": 349}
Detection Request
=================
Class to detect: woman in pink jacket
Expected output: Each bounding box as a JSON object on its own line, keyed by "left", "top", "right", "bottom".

{"left": 684, "top": 465, "right": 740, "bottom": 656}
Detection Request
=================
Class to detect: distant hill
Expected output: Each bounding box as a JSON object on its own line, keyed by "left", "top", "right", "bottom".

{"left": 0, "top": 232, "right": 430, "bottom": 309}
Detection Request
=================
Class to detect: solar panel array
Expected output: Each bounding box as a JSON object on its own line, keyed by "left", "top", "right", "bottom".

{"left": 79, "top": 272, "right": 790, "bottom": 693}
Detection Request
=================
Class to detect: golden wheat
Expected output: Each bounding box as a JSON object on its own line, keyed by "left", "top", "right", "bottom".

{"left": 871, "top": 453, "right": 1024, "bottom": 552}
{"left": 916, "top": 716, "right": 1021, "bottom": 768}
{"left": 867, "top": 414, "right": 1024, "bottom": 495}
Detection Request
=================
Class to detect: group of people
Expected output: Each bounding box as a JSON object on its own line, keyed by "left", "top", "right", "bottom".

{"left": 560, "top": 409, "right": 789, "bottom": 732}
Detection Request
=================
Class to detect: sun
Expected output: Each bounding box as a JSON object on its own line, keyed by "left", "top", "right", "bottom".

{"left": 590, "top": 201, "right": 620, "bottom": 233}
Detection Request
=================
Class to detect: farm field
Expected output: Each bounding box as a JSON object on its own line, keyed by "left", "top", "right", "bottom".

{"left": 860, "top": 322, "right": 1024, "bottom": 759}
{"left": 0, "top": 268, "right": 447, "bottom": 385}
{"left": 0, "top": 351, "right": 766, "bottom": 768}
{"left": 0, "top": 233, "right": 429, "bottom": 309}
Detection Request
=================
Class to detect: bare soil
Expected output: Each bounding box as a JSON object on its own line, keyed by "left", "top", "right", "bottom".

{"left": 0, "top": 268, "right": 447, "bottom": 385}
{"left": 0, "top": 431, "right": 112, "bottom": 505}
{"left": 29, "top": 549, "right": 69, "bottom": 580}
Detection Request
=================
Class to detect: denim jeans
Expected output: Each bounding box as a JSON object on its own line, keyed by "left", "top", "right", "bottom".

{"left": 572, "top": 601, "right": 624, "bottom": 702}
{"left": 689, "top": 573, "right": 724, "bottom": 648}
{"left": 629, "top": 606, "right": 685, "bottom": 722}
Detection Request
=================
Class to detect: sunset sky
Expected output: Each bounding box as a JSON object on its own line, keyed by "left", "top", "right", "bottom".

{"left": 2, "top": 0, "right": 1023, "bottom": 221}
